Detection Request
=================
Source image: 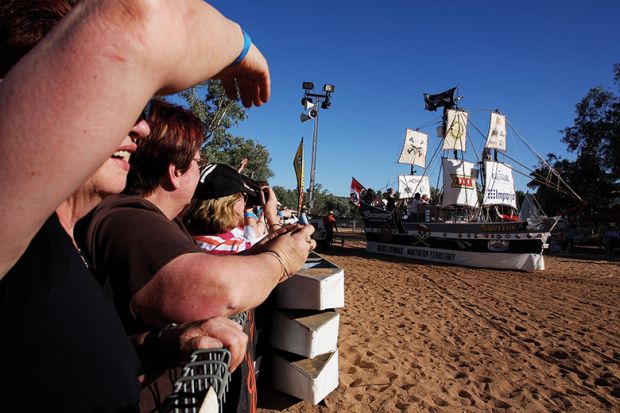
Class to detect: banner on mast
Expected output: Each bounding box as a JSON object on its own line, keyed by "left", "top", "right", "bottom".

{"left": 398, "top": 129, "right": 428, "bottom": 167}
{"left": 293, "top": 137, "right": 304, "bottom": 213}
{"left": 441, "top": 158, "right": 479, "bottom": 208}
{"left": 485, "top": 112, "right": 507, "bottom": 152}
{"left": 482, "top": 161, "right": 517, "bottom": 208}
{"left": 398, "top": 175, "right": 430, "bottom": 199}
{"left": 442, "top": 109, "right": 468, "bottom": 151}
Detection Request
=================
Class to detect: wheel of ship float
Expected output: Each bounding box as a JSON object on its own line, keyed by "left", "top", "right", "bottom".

{"left": 380, "top": 224, "right": 393, "bottom": 243}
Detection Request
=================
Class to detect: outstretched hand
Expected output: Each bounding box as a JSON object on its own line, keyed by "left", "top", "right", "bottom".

{"left": 214, "top": 44, "right": 270, "bottom": 108}
{"left": 264, "top": 224, "right": 316, "bottom": 279}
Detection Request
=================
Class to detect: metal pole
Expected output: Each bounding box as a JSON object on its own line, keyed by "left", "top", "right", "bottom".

{"left": 308, "top": 101, "right": 320, "bottom": 210}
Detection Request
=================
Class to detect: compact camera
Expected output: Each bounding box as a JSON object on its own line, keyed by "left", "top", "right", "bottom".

{"left": 242, "top": 175, "right": 268, "bottom": 207}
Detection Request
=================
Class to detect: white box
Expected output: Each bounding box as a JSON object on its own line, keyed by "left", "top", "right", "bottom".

{"left": 272, "top": 350, "right": 339, "bottom": 404}
{"left": 276, "top": 255, "right": 344, "bottom": 310}
{"left": 271, "top": 310, "right": 339, "bottom": 358}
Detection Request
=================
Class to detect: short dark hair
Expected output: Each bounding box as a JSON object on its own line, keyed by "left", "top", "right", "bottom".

{"left": 124, "top": 98, "right": 204, "bottom": 197}
{"left": 0, "top": 0, "right": 78, "bottom": 77}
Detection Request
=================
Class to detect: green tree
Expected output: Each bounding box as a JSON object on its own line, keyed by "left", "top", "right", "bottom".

{"left": 562, "top": 63, "right": 620, "bottom": 180}
{"left": 181, "top": 81, "right": 274, "bottom": 182}
{"left": 528, "top": 63, "right": 619, "bottom": 215}
{"left": 272, "top": 186, "right": 298, "bottom": 210}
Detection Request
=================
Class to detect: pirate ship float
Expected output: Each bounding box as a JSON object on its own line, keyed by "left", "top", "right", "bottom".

{"left": 358, "top": 88, "right": 582, "bottom": 271}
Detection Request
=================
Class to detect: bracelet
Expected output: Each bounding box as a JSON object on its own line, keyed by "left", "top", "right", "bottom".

{"left": 269, "top": 223, "right": 283, "bottom": 231}
{"left": 263, "top": 251, "right": 290, "bottom": 281}
{"left": 233, "top": 29, "right": 252, "bottom": 65}
{"left": 244, "top": 212, "right": 258, "bottom": 220}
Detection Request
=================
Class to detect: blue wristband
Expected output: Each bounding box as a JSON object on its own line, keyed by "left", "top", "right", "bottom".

{"left": 233, "top": 29, "right": 252, "bottom": 65}
{"left": 244, "top": 212, "right": 258, "bottom": 220}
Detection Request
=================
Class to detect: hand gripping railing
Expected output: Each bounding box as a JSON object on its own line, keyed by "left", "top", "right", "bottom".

{"left": 161, "top": 311, "right": 248, "bottom": 413}
{"left": 162, "top": 348, "right": 232, "bottom": 413}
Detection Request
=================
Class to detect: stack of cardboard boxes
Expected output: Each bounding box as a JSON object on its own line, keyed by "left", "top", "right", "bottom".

{"left": 269, "top": 253, "right": 345, "bottom": 404}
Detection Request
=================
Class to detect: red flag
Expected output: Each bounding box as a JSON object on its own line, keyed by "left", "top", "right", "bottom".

{"left": 350, "top": 177, "right": 365, "bottom": 208}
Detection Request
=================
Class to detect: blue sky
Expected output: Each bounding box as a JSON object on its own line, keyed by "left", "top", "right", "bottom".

{"left": 198, "top": 0, "right": 619, "bottom": 196}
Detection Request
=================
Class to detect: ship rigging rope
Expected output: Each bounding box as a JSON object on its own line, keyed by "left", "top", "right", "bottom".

{"left": 505, "top": 119, "right": 583, "bottom": 202}
{"left": 493, "top": 151, "right": 580, "bottom": 200}
{"left": 417, "top": 116, "right": 443, "bottom": 131}
{"left": 456, "top": 109, "right": 583, "bottom": 202}
{"left": 507, "top": 162, "right": 580, "bottom": 199}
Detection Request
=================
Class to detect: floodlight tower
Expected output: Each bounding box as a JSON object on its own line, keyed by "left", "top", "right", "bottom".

{"left": 300, "top": 82, "right": 335, "bottom": 211}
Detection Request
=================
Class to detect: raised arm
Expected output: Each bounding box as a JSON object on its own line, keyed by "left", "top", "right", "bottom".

{"left": 0, "top": 0, "right": 270, "bottom": 279}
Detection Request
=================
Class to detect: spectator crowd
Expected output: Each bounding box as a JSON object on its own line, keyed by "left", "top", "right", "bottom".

{"left": 0, "top": 1, "right": 317, "bottom": 412}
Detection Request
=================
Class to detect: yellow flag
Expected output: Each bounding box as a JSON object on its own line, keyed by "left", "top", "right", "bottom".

{"left": 293, "top": 137, "right": 304, "bottom": 213}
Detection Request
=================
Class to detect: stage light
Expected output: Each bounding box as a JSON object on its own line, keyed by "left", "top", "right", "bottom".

{"left": 323, "top": 84, "right": 335, "bottom": 93}
{"left": 302, "top": 82, "right": 314, "bottom": 91}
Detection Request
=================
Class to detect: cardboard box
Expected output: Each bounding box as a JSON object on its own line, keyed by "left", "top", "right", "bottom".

{"left": 271, "top": 310, "right": 339, "bottom": 358}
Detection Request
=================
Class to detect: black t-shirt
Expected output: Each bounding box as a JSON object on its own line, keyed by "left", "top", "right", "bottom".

{"left": 76, "top": 195, "right": 203, "bottom": 334}
{"left": 0, "top": 214, "right": 141, "bottom": 412}
{"left": 76, "top": 195, "right": 255, "bottom": 413}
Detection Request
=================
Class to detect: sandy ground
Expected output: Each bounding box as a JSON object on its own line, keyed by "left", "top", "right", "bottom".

{"left": 258, "top": 232, "right": 620, "bottom": 413}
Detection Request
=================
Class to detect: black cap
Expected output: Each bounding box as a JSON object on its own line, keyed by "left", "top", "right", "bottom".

{"left": 195, "top": 163, "right": 257, "bottom": 200}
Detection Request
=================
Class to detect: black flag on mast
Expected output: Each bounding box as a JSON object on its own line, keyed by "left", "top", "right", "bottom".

{"left": 423, "top": 87, "right": 457, "bottom": 111}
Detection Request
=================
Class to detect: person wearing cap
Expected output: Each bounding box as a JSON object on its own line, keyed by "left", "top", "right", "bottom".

{"left": 77, "top": 100, "right": 316, "bottom": 411}
{"left": 184, "top": 163, "right": 280, "bottom": 411}
{"left": 185, "top": 163, "right": 280, "bottom": 254}
{"left": 323, "top": 211, "right": 338, "bottom": 247}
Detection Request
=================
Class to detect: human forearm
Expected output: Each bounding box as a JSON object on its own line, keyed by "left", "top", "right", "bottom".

{"left": 132, "top": 252, "right": 285, "bottom": 323}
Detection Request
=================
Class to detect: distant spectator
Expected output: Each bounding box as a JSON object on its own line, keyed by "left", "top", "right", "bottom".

{"left": 323, "top": 211, "right": 338, "bottom": 247}
{"left": 299, "top": 206, "right": 310, "bottom": 225}
{"left": 603, "top": 224, "right": 619, "bottom": 260}
{"left": 385, "top": 188, "right": 396, "bottom": 211}
{"left": 410, "top": 193, "right": 422, "bottom": 219}
{"left": 563, "top": 224, "right": 577, "bottom": 253}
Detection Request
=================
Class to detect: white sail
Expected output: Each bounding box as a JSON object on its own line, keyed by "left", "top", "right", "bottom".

{"left": 482, "top": 161, "right": 517, "bottom": 208}
{"left": 441, "top": 158, "right": 479, "bottom": 207}
{"left": 398, "top": 129, "right": 427, "bottom": 167}
{"left": 398, "top": 175, "right": 430, "bottom": 199}
{"left": 485, "top": 112, "right": 507, "bottom": 152}
{"left": 442, "top": 109, "right": 468, "bottom": 151}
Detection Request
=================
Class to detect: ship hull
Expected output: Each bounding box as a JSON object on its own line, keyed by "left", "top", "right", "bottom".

{"left": 367, "top": 241, "right": 545, "bottom": 270}
{"left": 361, "top": 205, "right": 558, "bottom": 271}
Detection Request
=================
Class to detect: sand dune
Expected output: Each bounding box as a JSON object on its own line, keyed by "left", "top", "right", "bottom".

{"left": 258, "top": 234, "right": 620, "bottom": 412}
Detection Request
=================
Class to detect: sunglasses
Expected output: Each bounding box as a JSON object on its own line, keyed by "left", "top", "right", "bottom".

{"left": 137, "top": 100, "right": 153, "bottom": 123}
{"left": 193, "top": 156, "right": 207, "bottom": 169}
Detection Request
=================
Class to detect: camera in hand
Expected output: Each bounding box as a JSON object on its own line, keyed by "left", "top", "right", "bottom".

{"left": 242, "top": 175, "right": 265, "bottom": 207}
